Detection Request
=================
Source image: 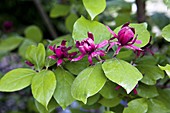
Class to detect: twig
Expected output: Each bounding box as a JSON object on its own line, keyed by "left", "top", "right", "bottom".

{"left": 33, "top": 0, "right": 57, "bottom": 39}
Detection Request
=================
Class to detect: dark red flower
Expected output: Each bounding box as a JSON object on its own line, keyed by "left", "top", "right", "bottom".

{"left": 107, "top": 22, "right": 142, "bottom": 56}
{"left": 48, "top": 40, "right": 77, "bottom": 66}
{"left": 71, "top": 32, "right": 108, "bottom": 65}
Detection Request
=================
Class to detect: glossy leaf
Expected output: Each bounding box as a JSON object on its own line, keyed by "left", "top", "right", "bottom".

{"left": 159, "top": 64, "right": 170, "bottom": 77}
{"left": 71, "top": 63, "right": 107, "bottom": 104}
{"left": 72, "top": 16, "right": 111, "bottom": 44}
{"left": 18, "top": 39, "right": 36, "bottom": 58}
{"left": 0, "top": 36, "right": 23, "bottom": 53}
{"left": 31, "top": 70, "right": 56, "bottom": 109}
{"left": 53, "top": 67, "right": 75, "bottom": 109}
{"left": 114, "top": 23, "right": 150, "bottom": 47}
{"left": 123, "top": 98, "right": 148, "bottom": 113}
{"left": 64, "top": 57, "right": 89, "bottom": 75}
{"left": 99, "top": 81, "right": 118, "bottom": 99}
{"left": 99, "top": 97, "right": 121, "bottom": 107}
{"left": 102, "top": 59, "right": 143, "bottom": 94}
{"left": 147, "top": 99, "right": 169, "bottom": 113}
{"left": 35, "top": 98, "right": 58, "bottom": 113}
{"left": 24, "top": 25, "right": 43, "bottom": 42}
{"left": 162, "top": 24, "right": 170, "bottom": 42}
{"left": 137, "top": 84, "right": 159, "bottom": 98}
{"left": 65, "top": 13, "right": 78, "bottom": 32}
{"left": 83, "top": 0, "right": 106, "bottom": 20}
{"left": 0, "top": 68, "right": 35, "bottom": 92}
{"left": 137, "top": 64, "right": 164, "bottom": 85}
{"left": 26, "top": 43, "right": 46, "bottom": 71}
{"left": 50, "top": 4, "right": 70, "bottom": 18}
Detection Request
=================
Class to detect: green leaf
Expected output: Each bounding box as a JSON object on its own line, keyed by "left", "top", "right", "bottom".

{"left": 164, "top": 0, "right": 170, "bottom": 8}
{"left": 50, "top": 4, "right": 70, "bottom": 18}
{"left": 26, "top": 43, "right": 46, "bottom": 71}
{"left": 137, "top": 84, "right": 159, "bottom": 98}
{"left": 50, "top": 34, "right": 73, "bottom": 47}
{"left": 65, "top": 13, "right": 78, "bottom": 32}
{"left": 86, "top": 93, "right": 100, "bottom": 105}
{"left": 147, "top": 99, "right": 170, "bottom": 113}
{"left": 72, "top": 16, "right": 111, "bottom": 44}
{"left": 31, "top": 70, "right": 56, "bottom": 109}
{"left": 156, "top": 88, "right": 170, "bottom": 109}
{"left": 35, "top": 98, "right": 59, "bottom": 113}
{"left": 0, "top": 68, "right": 35, "bottom": 92}
{"left": 71, "top": 63, "right": 107, "bottom": 104}
{"left": 64, "top": 57, "right": 89, "bottom": 75}
{"left": 0, "top": 36, "right": 23, "bottom": 53}
{"left": 159, "top": 64, "right": 170, "bottom": 77}
{"left": 137, "top": 64, "right": 164, "bottom": 85}
{"left": 25, "top": 25, "right": 43, "bottom": 42}
{"left": 102, "top": 59, "right": 143, "bottom": 94}
{"left": 18, "top": 39, "right": 36, "bottom": 58}
{"left": 99, "top": 81, "right": 118, "bottom": 99}
{"left": 83, "top": 0, "right": 106, "bottom": 20}
{"left": 162, "top": 24, "right": 170, "bottom": 42}
{"left": 99, "top": 97, "right": 121, "bottom": 107}
{"left": 53, "top": 67, "right": 75, "bottom": 109}
{"left": 114, "top": 23, "right": 150, "bottom": 47}
{"left": 123, "top": 98, "right": 148, "bottom": 113}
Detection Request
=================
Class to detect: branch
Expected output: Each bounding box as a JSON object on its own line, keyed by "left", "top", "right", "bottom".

{"left": 135, "top": 0, "right": 146, "bottom": 23}
{"left": 33, "top": 0, "right": 57, "bottom": 39}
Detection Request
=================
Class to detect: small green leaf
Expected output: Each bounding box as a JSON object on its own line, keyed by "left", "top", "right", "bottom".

{"left": 25, "top": 25, "right": 43, "bottom": 42}
{"left": 99, "top": 81, "right": 118, "bottom": 99}
{"left": 99, "top": 97, "right": 121, "bottom": 107}
{"left": 0, "top": 36, "right": 23, "bottom": 53}
{"left": 159, "top": 64, "right": 170, "bottom": 77}
{"left": 18, "top": 39, "right": 36, "bottom": 58}
{"left": 53, "top": 67, "right": 75, "bottom": 109}
{"left": 65, "top": 13, "right": 78, "bottom": 32}
{"left": 137, "top": 64, "right": 164, "bottom": 85}
{"left": 35, "top": 98, "right": 59, "bottom": 113}
{"left": 123, "top": 98, "right": 148, "bottom": 113}
{"left": 71, "top": 63, "right": 107, "bottom": 104}
{"left": 162, "top": 24, "right": 170, "bottom": 42}
{"left": 31, "top": 70, "right": 56, "bottom": 109}
{"left": 102, "top": 59, "right": 143, "bottom": 94}
{"left": 137, "top": 84, "right": 159, "bottom": 98}
{"left": 147, "top": 99, "right": 169, "bottom": 113}
{"left": 26, "top": 43, "right": 46, "bottom": 71}
{"left": 83, "top": 0, "right": 106, "bottom": 20}
{"left": 0, "top": 68, "right": 35, "bottom": 92}
{"left": 50, "top": 4, "right": 70, "bottom": 18}
{"left": 72, "top": 16, "right": 111, "bottom": 44}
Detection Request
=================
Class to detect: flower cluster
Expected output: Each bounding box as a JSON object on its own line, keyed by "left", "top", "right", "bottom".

{"left": 48, "top": 40, "right": 77, "bottom": 66}
{"left": 71, "top": 32, "right": 108, "bottom": 65}
{"left": 48, "top": 23, "right": 153, "bottom": 66}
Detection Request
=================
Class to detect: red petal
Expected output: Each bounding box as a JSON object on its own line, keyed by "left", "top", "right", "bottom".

{"left": 88, "top": 32, "right": 94, "bottom": 41}
{"left": 49, "top": 55, "right": 57, "bottom": 60}
{"left": 57, "top": 59, "right": 63, "bottom": 66}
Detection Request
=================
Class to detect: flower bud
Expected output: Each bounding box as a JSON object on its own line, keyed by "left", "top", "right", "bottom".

{"left": 117, "top": 23, "right": 135, "bottom": 45}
